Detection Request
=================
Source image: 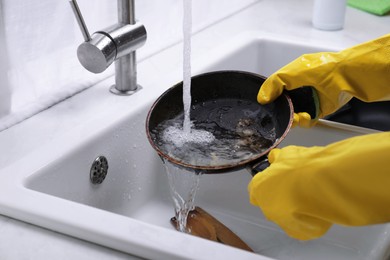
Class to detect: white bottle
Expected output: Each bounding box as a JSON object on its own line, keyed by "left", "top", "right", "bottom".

{"left": 312, "top": 0, "right": 347, "bottom": 31}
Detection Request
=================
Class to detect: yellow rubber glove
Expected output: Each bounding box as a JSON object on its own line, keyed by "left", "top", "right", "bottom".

{"left": 250, "top": 34, "right": 390, "bottom": 240}
{"left": 248, "top": 131, "right": 390, "bottom": 240}
{"left": 292, "top": 112, "right": 314, "bottom": 128}
{"left": 258, "top": 34, "right": 390, "bottom": 126}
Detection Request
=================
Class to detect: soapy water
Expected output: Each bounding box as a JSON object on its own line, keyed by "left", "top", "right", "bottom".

{"left": 151, "top": 98, "right": 277, "bottom": 168}
{"left": 162, "top": 122, "right": 215, "bottom": 147}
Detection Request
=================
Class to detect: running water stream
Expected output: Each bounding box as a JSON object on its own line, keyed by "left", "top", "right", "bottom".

{"left": 163, "top": 158, "right": 202, "bottom": 232}
{"left": 159, "top": 0, "right": 276, "bottom": 233}
{"left": 182, "top": 0, "right": 192, "bottom": 133}
{"left": 162, "top": 0, "right": 214, "bottom": 233}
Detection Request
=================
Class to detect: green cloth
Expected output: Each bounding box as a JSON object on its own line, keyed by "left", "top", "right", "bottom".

{"left": 348, "top": 0, "right": 390, "bottom": 15}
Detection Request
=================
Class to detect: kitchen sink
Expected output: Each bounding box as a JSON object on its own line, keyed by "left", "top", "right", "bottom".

{"left": 326, "top": 98, "right": 390, "bottom": 131}
{"left": 0, "top": 33, "right": 388, "bottom": 259}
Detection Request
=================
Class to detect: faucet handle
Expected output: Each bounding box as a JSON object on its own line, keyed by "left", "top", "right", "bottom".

{"left": 68, "top": 0, "right": 146, "bottom": 76}
{"left": 69, "top": 0, "right": 116, "bottom": 73}
{"left": 69, "top": 0, "right": 91, "bottom": 42}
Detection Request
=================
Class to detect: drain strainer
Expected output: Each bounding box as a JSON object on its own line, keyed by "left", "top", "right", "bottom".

{"left": 90, "top": 156, "right": 109, "bottom": 184}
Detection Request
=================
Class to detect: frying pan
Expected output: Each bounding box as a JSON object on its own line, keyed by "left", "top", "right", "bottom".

{"left": 146, "top": 71, "right": 294, "bottom": 174}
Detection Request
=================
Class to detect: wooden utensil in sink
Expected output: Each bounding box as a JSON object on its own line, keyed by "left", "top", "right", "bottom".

{"left": 171, "top": 207, "right": 253, "bottom": 252}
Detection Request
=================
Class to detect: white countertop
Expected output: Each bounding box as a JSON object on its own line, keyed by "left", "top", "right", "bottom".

{"left": 0, "top": 0, "right": 389, "bottom": 259}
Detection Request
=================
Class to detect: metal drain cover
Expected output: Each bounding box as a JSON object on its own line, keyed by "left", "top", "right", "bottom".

{"left": 90, "top": 156, "right": 109, "bottom": 184}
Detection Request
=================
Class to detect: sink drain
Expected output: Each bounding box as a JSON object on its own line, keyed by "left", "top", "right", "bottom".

{"left": 90, "top": 156, "right": 109, "bottom": 184}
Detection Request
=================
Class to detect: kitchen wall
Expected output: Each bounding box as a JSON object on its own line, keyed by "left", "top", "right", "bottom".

{"left": 0, "top": 0, "right": 259, "bottom": 131}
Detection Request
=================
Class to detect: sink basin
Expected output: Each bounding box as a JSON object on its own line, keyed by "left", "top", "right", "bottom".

{"left": 0, "top": 33, "right": 389, "bottom": 259}
{"left": 326, "top": 98, "right": 390, "bottom": 131}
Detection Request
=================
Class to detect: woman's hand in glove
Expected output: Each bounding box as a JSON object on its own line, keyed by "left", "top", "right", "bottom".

{"left": 248, "top": 132, "right": 390, "bottom": 240}
{"left": 258, "top": 34, "right": 390, "bottom": 127}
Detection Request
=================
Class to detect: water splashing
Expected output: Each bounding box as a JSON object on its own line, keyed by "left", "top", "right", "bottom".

{"left": 163, "top": 158, "right": 202, "bottom": 232}
{"left": 160, "top": 0, "right": 205, "bottom": 233}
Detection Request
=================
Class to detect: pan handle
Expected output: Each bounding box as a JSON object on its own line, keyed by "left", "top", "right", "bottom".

{"left": 287, "top": 86, "right": 317, "bottom": 119}
{"left": 246, "top": 158, "right": 270, "bottom": 177}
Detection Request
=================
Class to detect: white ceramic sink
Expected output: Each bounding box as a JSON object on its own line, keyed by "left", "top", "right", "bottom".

{"left": 0, "top": 33, "right": 388, "bottom": 260}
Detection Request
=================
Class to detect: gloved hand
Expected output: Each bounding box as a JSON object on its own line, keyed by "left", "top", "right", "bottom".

{"left": 258, "top": 34, "right": 390, "bottom": 127}
{"left": 250, "top": 34, "right": 390, "bottom": 240}
{"left": 248, "top": 131, "right": 390, "bottom": 240}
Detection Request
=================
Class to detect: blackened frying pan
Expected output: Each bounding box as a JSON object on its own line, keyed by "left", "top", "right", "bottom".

{"left": 146, "top": 71, "right": 294, "bottom": 174}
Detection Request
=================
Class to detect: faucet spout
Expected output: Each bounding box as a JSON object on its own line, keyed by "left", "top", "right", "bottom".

{"left": 69, "top": 0, "right": 147, "bottom": 95}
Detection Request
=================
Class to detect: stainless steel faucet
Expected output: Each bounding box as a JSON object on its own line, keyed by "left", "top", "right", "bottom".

{"left": 69, "top": 0, "right": 147, "bottom": 95}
